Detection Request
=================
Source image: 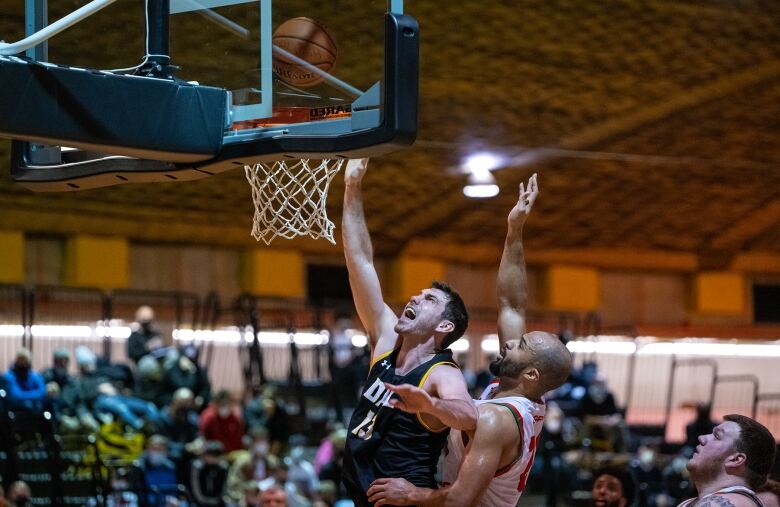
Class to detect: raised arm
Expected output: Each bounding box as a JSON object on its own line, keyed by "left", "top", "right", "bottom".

{"left": 342, "top": 158, "right": 398, "bottom": 353}
{"left": 385, "top": 364, "right": 477, "bottom": 432}
{"left": 367, "top": 404, "right": 512, "bottom": 507}
{"left": 496, "top": 173, "right": 538, "bottom": 348}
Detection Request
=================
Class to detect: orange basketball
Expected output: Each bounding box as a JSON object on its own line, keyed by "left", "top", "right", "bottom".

{"left": 272, "top": 17, "right": 338, "bottom": 87}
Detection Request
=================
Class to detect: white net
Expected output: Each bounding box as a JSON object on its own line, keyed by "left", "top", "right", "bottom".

{"left": 244, "top": 158, "right": 345, "bottom": 245}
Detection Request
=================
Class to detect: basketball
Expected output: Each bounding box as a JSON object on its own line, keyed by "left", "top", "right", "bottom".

{"left": 272, "top": 17, "right": 338, "bottom": 87}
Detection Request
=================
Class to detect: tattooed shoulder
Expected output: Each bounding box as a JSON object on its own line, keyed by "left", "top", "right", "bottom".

{"left": 695, "top": 495, "right": 737, "bottom": 507}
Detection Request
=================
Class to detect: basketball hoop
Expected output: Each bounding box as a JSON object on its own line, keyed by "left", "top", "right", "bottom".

{"left": 244, "top": 158, "right": 345, "bottom": 245}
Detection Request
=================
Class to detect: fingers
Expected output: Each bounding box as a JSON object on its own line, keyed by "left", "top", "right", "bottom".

{"left": 367, "top": 480, "right": 389, "bottom": 504}
{"left": 385, "top": 382, "right": 414, "bottom": 393}
{"left": 389, "top": 398, "right": 409, "bottom": 412}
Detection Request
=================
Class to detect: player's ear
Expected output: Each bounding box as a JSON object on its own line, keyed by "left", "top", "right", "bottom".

{"left": 523, "top": 368, "right": 540, "bottom": 382}
{"left": 436, "top": 319, "right": 454, "bottom": 334}
{"left": 725, "top": 451, "right": 747, "bottom": 471}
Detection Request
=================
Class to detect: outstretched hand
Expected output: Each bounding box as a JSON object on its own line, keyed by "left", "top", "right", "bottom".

{"left": 507, "top": 173, "right": 539, "bottom": 228}
{"left": 344, "top": 158, "right": 369, "bottom": 185}
{"left": 385, "top": 383, "right": 435, "bottom": 414}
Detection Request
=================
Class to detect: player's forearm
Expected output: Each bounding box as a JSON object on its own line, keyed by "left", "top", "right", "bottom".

{"left": 422, "top": 485, "right": 475, "bottom": 507}
{"left": 342, "top": 181, "right": 374, "bottom": 266}
{"left": 430, "top": 397, "right": 478, "bottom": 432}
{"left": 496, "top": 227, "right": 528, "bottom": 313}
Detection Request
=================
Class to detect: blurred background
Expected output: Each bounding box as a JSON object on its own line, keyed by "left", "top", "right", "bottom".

{"left": 0, "top": 0, "right": 779, "bottom": 506}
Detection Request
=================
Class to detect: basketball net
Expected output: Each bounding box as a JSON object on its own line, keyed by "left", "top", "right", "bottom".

{"left": 244, "top": 159, "right": 345, "bottom": 245}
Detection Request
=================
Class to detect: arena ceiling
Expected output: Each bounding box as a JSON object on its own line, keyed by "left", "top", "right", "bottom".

{"left": 1, "top": 0, "right": 779, "bottom": 268}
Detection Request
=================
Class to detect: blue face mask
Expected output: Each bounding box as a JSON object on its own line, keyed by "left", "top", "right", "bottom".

{"left": 147, "top": 451, "right": 167, "bottom": 466}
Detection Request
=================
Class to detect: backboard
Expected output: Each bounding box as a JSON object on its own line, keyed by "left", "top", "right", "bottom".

{"left": 1, "top": 0, "right": 417, "bottom": 190}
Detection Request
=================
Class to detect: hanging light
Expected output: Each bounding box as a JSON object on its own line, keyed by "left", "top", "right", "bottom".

{"left": 463, "top": 167, "right": 499, "bottom": 198}
{"left": 462, "top": 152, "right": 501, "bottom": 198}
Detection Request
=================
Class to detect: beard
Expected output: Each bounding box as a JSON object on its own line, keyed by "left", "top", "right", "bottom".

{"left": 686, "top": 449, "right": 729, "bottom": 485}
{"left": 489, "top": 355, "right": 528, "bottom": 379}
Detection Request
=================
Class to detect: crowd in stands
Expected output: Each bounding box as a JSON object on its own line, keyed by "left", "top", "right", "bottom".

{"left": 0, "top": 306, "right": 356, "bottom": 507}
{"left": 0, "top": 305, "right": 778, "bottom": 507}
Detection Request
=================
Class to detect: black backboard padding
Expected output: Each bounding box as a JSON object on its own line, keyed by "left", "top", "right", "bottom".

{"left": 0, "top": 58, "right": 226, "bottom": 162}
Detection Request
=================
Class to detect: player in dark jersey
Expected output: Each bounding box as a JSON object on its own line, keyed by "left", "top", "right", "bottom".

{"left": 340, "top": 158, "right": 477, "bottom": 507}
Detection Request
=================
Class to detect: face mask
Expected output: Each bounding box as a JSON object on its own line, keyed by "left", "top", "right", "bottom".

{"left": 14, "top": 364, "right": 31, "bottom": 377}
{"left": 289, "top": 446, "right": 305, "bottom": 462}
{"left": 589, "top": 385, "right": 607, "bottom": 404}
{"left": 147, "top": 451, "right": 167, "bottom": 466}
{"left": 253, "top": 442, "right": 269, "bottom": 456}
{"left": 14, "top": 497, "right": 30, "bottom": 507}
{"left": 218, "top": 406, "right": 231, "bottom": 418}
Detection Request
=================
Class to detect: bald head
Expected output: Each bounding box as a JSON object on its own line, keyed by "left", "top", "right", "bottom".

{"left": 493, "top": 331, "right": 572, "bottom": 396}
{"left": 525, "top": 331, "right": 572, "bottom": 392}
{"left": 135, "top": 305, "right": 155, "bottom": 323}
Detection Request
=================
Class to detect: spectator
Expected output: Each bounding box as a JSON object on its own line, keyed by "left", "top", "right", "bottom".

{"left": 285, "top": 435, "right": 319, "bottom": 500}
{"left": 65, "top": 346, "right": 159, "bottom": 431}
{"left": 758, "top": 480, "right": 780, "bottom": 507}
{"left": 163, "top": 344, "right": 211, "bottom": 410}
{"left": 3, "top": 347, "right": 46, "bottom": 411}
{"left": 159, "top": 387, "right": 200, "bottom": 460}
{"left": 630, "top": 446, "right": 664, "bottom": 507}
{"left": 42, "top": 348, "right": 72, "bottom": 390}
{"left": 582, "top": 377, "right": 619, "bottom": 416}
{"left": 313, "top": 424, "right": 345, "bottom": 475}
{"left": 227, "top": 426, "right": 273, "bottom": 503}
{"left": 190, "top": 440, "right": 229, "bottom": 507}
{"left": 5, "top": 481, "right": 32, "bottom": 507}
{"left": 135, "top": 435, "right": 178, "bottom": 503}
{"left": 591, "top": 467, "right": 635, "bottom": 507}
{"left": 200, "top": 390, "right": 244, "bottom": 453}
{"left": 134, "top": 355, "right": 167, "bottom": 407}
{"left": 241, "top": 481, "right": 262, "bottom": 507}
{"left": 60, "top": 346, "right": 105, "bottom": 431}
{"left": 244, "top": 387, "right": 290, "bottom": 454}
{"left": 317, "top": 429, "right": 348, "bottom": 500}
{"left": 685, "top": 403, "right": 716, "bottom": 451}
{"left": 127, "top": 305, "right": 164, "bottom": 365}
{"left": 260, "top": 486, "right": 288, "bottom": 507}
{"left": 93, "top": 381, "right": 160, "bottom": 431}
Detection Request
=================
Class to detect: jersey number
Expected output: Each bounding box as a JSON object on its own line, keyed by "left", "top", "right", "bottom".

{"left": 517, "top": 435, "right": 538, "bottom": 493}
{"left": 351, "top": 410, "right": 377, "bottom": 440}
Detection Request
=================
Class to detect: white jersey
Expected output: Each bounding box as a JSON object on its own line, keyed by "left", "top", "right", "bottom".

{"left": 442, "top": 382, "right": 545, "bottom": 507}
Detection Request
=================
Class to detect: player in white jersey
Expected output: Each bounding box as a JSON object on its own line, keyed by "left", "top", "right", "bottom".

{"left": 367, "top": 175, "right": 573, "bottom": 507}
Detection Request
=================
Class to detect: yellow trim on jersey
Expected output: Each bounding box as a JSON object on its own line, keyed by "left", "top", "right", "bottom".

{"left": 369, "top": 348, "right": 395, "bottom": 371}
{"left": 416, "top": 361, "right": 459, "bottom": 433}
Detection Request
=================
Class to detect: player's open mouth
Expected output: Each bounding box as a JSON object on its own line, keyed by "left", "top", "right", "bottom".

{"left": 403, "top": 306, "right": 416, "bottom": 319}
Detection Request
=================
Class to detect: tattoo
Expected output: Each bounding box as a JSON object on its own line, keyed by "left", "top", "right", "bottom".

{"left": 695, "top": 496, "right": 737, "bottom": 507}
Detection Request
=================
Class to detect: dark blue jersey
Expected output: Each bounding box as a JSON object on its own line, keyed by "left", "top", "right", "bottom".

{"left": 342, "top": 347, "right": 457, "bottom": 506}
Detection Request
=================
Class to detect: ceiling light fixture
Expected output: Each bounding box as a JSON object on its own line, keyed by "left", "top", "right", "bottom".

{"left": 462, "top": 152, "right": 502, "bottom": 198}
